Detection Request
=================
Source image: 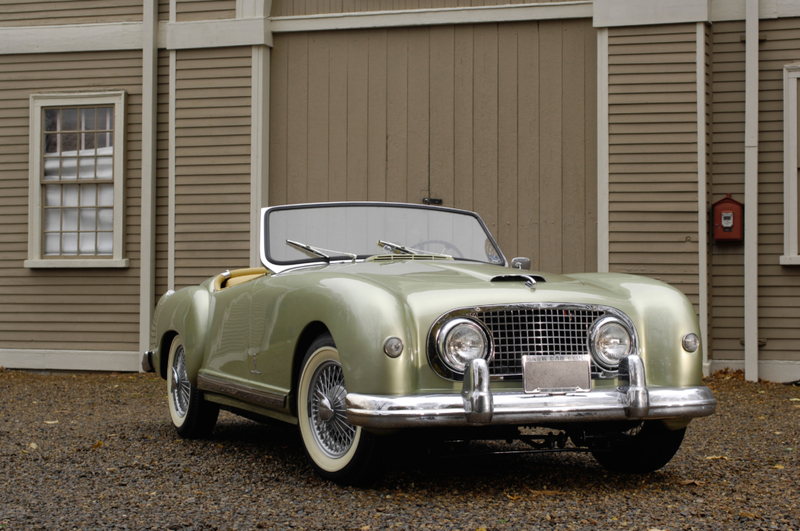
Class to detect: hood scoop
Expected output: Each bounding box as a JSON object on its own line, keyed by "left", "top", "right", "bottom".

{"left": 491, "top": 274, "right": 546, "bottom": 289}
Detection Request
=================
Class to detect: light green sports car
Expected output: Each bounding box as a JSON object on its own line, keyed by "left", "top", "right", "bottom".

{"left": 143, "top": 202, "right": 716, "bottom": 485}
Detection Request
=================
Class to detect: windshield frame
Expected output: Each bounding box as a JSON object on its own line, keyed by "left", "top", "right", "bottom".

{"left": 259, "top": 202, "right": 507, "bottom": 274}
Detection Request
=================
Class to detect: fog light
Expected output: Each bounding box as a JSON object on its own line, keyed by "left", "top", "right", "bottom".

{"left": 384, "top": 337, "right": 404, "bottom": 358}
{"left": 682, "top": 333, "right": 700, "bottom": 353}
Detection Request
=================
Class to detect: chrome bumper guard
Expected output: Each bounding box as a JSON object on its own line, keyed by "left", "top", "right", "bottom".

{"left": 141, "top": 350, "right": 155, "bottom": 373}
{"left": 346, "top": 355, "right": 716, "bottom": 429}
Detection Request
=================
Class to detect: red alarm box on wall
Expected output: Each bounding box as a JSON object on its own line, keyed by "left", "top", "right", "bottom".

{"left": 712, "top": 194, "right": 744, "bottom": 242}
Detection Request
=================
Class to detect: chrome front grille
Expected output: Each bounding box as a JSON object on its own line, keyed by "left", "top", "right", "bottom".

{"left": 473, "top": 307, "right": 607, "bottom": 377}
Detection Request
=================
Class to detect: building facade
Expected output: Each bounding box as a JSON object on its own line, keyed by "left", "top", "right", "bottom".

{"left": 0, "top": 0, "right": 798, "bottom": 382}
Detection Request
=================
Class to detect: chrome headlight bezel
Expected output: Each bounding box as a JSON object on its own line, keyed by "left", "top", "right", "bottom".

{"left": 589, "top": 316, "right": 635, "bottom": 371}
{"left": 435, "top": 318, "right": 493, "bottom": 374}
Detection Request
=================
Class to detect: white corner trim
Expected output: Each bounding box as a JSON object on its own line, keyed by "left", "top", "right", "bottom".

{"left": 270, "top": 2, "right": 592, "bottom": 32}
{"left": 783, "top": 66, "right": 800, "bottom": 265}
{"left": 168, "top": 50, "right": 176, "bottom": 292}
{"left": 167, "top": 17, "right": 273, "bottom": 49}
{"left": 238, "top": 0, "right": 271, "bottom": 18}
{"left": 697, "top": 22, "right": 710, "bottom": 375}
{"left": 597, "top": 28, "right": 610, "bottom": 274}
{"left": 250, "top": 45, "right": 270, "bottom": 268}
{"left": 708, "top": 359, "right": 800, "bottom": 383}
{"left": 0, "top": 349, "right": 142, "bottom": 372}
{"left": 594, "top": 0, "right": 710, "bottom": 27}
{"left": 0, "top": 23, "right": 143, "bottom": 55}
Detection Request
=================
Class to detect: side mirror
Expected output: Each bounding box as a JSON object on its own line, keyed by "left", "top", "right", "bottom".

{"left": 510, "top": 257, "right": 531, "bottom": 270}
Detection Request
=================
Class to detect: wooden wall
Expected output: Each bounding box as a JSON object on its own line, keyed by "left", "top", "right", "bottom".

{"left": 175, "top": 0, "right": 236, "bottom": 22}
{"left": 607, "top": 23, "right": 700, "bottom": 306}
{"left": 155, "top": 49, "right": 170, "bottom": 300}
{"left": 0, "top": 50, "right": 143, "bottom": 352}
{"left": 711, "top": 18, "right": 800, "bottom": 362}
{"left": 269, "top": 19, "right": 598, "bottom": 274}
{"left": 173, "top": 46, "right": 252, "bottom": 289}
{"left": 271, "top": 0, "right": 579, "bottom": 17}
{"left": 0, "top": 0, "right": 143, "bottom": 26}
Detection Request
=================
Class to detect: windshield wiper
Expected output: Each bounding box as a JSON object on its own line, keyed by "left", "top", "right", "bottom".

{"left": 287, "top": 240, "right": 357, "bottom": 261}
{"left": 377, "top": 240, "right": 450, "bottom": 258}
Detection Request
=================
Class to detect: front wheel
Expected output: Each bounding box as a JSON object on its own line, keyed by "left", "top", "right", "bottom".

{"left": 590, "top": 421, "right": 686, "bottom": 473}
{"left": 166, "top": 335, "right": 219, "bottom": 439}
{"left": 297, "top": 334, "right": 383, "bottom": 486}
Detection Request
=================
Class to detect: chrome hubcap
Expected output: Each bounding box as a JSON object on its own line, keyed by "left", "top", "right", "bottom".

{"left": 308, "top": 360, "right": 356, "bottom": 458}
{"left": 171, "top": 345, "right": 191, "bottom": 418}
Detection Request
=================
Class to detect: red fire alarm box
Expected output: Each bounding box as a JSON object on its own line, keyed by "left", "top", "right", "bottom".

{"left": 712, "top": 194, "right": 744, "bottom": 242}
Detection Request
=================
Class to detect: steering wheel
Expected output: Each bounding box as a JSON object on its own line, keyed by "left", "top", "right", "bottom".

{"left": 412, "top": 239, "right": 464, "bottom": 258}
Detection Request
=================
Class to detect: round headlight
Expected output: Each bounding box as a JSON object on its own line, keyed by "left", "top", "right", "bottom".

{"left": 437, "top": 319, "right": 490, "bottom": 372}
{"left": 590, "top": 317, "right": 632, "bottom": 369}
{"left": 682, "top": 333, "right": 700, "bottom": 353}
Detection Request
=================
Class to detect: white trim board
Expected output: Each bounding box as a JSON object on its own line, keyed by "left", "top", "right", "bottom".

{"left": 0, "top": 350, "right": 141, "bottom": 372}
{"left": 708, "top": 359, "right": 800, "bottom": 383}
{"left": 782, "top": 64, "right": 800, "bottom": 266}
{"left": 596, "top": 28, "right": 610, "bottom": 273}
{"left": 594, "top": 0, "right": 710, "bottom": 28}
{"left": 0, "top": 22, "right": 143, "bottom": 55}
{"left": 697, "top": 22, "right": 710, "bottom": 377}
{"left": 167, "top": 17, "right": 273, "bottom": 49}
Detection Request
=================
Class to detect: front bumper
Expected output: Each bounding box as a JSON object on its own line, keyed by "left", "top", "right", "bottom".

{"left": 346, "top": 355, "right": 716, "bottom": 429}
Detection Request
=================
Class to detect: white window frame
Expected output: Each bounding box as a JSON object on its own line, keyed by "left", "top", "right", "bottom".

{"left": 25, "top": 92, "right": 129, "bottom": 268}
{"left": 781, "top": 64, "right": 800, "bottom": 266}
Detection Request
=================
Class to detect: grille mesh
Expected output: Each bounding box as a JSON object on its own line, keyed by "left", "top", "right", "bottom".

{"left": 475, "top": 308, "right": 606, "bottom": 376}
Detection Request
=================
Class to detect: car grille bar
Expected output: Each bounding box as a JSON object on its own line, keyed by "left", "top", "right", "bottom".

{"left": 473, "top": 307, "right": 607, "bottom": 377}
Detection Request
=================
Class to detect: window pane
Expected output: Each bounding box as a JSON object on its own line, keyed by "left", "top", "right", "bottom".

{"left": 43, "top": 159, "right": 60, "bottom": 180}
{"left": 63, "top": 184, "right": 79, "bottom": 207}
{"left": 62, "top": 208, "right": 78, "bottom": 231}
{"left": 44, "top": 134, "right": 59, "bottom": 155}
{"left": 80, "top": 108, "right": 95, "bottom": 131}
{"left": 61, "top": 158, "right": 77, "bottom": 180}
{"left": 44, "top": 233, "right": 60, "bottom": 255}
{"left": 80, "top": 208, "right": 96, "bottom": 231}
{"left": 80, "top": 184, "right": 96, "bottom": 206}
{"left": 96, "top": 157, "right": 113, "bottom": 179}
{"left": 45, "top": 185, "right": 61, "bottom": 207}
{"left": 44, "top": 109, "right": 59, "bottom": 132}
{"left": 78, "top": 157, "right": 95, "bottom": 179}
{"left": 97, "top": 107, "right": 113, "bottom": 131}
{"left": 62, "top": 133, "right": 78, "bottom": 154}
{"left": 98, "top": 184, "right": 113, "bottom": 206}
{"left": 97, "top": 232, "right": 113, "bottom": 255}
{"left": 44, "top": 209, "right": 60, "bottom": 231}
{"left": 81, "top": 133, "right": 96, "bottom": 154}
{"left": 62, "top": 109, "right": 78, "bottom": 131}
{"left": 98, "top": 208, "right": 113, "bottom": 231}
{"left": 62, "top": 232, "right": 78, "bottom": 255}
{"left": 79, "top": 233, "right": 96, "bottom": 255}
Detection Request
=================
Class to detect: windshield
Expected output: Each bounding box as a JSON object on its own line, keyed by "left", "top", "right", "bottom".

{"left": 263, "top": 203, "right": 505, "bottom": 270}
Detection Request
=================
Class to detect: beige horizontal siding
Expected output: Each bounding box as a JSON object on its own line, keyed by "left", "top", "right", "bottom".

{"left": 711, "top": 18, "right": 800, "bottom": 364}
{"left": 270, "top": 19, "right": 597, "bottom": 274}
{"left": 0, "top": 50, "right": 142, "bottom": 352}
{"left": 608, "top": 23, "right": 700, "bottom": 303}
{"left": 176, "top": 0, "right": 235, "bottom": 22}
{"left": 0, "top": 0, "right": 142, "bottom": 27}
{"left": 270, "top": 0, "right": 582, "bottom": 17}
{"left": 174, "top": 47, "right": 251, "bottom": 289}
{"left": 159, "top": 0, "right": 170, "bottom": 21}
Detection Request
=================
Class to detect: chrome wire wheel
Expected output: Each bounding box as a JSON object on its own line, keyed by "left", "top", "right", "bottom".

{"left": 307, "top": 360, "right": 356, "bottom": 458}
{"left": 170, "top": 343, "right": 191, "bottom": 419}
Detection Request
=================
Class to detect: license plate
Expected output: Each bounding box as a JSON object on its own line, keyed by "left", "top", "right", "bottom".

{"left": 523, "top": 355, "right": 591, "bottom": 393}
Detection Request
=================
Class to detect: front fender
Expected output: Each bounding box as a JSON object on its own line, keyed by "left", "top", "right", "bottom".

{"left": 150, "top": 286, "right": 212, "bottom": 383}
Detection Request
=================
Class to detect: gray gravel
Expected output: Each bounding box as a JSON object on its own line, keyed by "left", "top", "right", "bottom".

{"left": 0, "top": 368, "right": 798, "bottom": 531}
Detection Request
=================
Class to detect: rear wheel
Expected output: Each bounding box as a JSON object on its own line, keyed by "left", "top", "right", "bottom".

{"left": 297, "top": 334, "right": 383, "bottom": 486}
{"left": 590, "top": 421, "right": 686, "bottom": 473}
{"left": 166, "top": 335, "right": 219, "bottom": 439}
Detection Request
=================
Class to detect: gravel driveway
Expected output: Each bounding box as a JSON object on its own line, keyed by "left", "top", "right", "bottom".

{"left": 0, "top": 368, "right": 797, "bottom": 531}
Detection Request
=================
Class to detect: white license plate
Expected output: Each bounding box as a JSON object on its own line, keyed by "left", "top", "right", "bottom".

{"left": 522, "top": 355, "right": 591, "bottom": 393}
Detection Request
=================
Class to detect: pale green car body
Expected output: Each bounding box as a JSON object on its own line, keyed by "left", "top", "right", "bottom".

{"left": 145, "top": 202, "right": 715, "bottom": 482}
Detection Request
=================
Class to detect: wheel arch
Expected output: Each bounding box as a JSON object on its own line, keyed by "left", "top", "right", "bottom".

{"left": 290, "top": 321, "right": 332, "bottom": 416}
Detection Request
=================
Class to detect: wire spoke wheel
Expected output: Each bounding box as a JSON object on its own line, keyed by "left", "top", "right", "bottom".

{"left": 308, "top": 361, "right": 356, "bottom": 458}
{"left": 166, "top": 335, "right": 219, "bottom": 438}
{"left": 170, "top": 344, "right": 191, "bottom": 419}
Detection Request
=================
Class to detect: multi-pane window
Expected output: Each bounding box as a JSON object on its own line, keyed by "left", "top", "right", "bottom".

{"left": 26, "top": 92, "right": 127, "bottom": 268}
{"left": 42, "top": 106, "right": 115, "bottom": 257}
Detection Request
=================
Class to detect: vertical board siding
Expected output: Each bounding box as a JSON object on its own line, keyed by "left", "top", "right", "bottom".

{"left": 155, "top": 49, "right": 170, "bottom": 300}
{"left": 711, "top": 18, "right": 800, "bottom": 362}
{"left": 607, "top": 23, "right": 700, "bottom": 305}
{"left": 0, "top": 50, "right": 142, "bottom": 351}
{"left": 174, "top": 47, "right": 251, "bottom": 289}
{"left": 0, "top": 0, "right": 143, "bottom": 26}
{"left": 269, "top": 19, "right": 597, "bottom": 274}
{"left": 271, "top": 0, "right": 580, "bottom": 17}
{"left": 176, "top": 0, "right": 235, "bottom": 21}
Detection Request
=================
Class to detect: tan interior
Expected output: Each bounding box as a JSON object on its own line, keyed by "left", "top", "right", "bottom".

{"left": 212, "top": 267, "right": 269, "bottom": 292}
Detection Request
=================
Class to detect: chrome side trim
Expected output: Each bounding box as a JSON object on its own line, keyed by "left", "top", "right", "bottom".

{"left": 345, "top": 385, "right": 716, "bottom": 429}
{"left": 197, "top": 373, "right": 286, "bottom": 410}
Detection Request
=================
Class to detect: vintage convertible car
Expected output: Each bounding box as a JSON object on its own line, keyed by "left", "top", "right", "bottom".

{"left": 143, "top": 202, "right": 716, "bottom": 485}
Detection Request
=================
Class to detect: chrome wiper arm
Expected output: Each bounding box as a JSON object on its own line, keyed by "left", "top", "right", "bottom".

{"left": 377, "top": 239, "right": 450, "bottom": 258}
{"left": 286, "top": 240, "right": 357, "bottom": 261}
